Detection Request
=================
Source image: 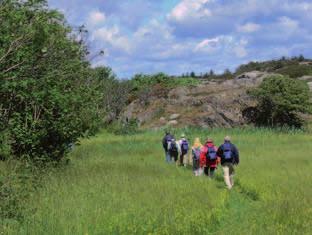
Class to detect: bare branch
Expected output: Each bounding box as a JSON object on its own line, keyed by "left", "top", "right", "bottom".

{"left": 0, "top": 36, "right": 24, "bottom": 63}
{"left": 2, "top": 61, "right": 25, "bottom": 73}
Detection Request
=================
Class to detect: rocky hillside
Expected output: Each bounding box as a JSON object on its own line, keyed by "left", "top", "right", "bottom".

{"left": 123, "top": 71, "right": 312, "bottom": 129}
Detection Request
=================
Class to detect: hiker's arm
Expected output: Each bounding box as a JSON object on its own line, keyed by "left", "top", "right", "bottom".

{"left": 199, "top": 147, "right": 206, "bottom": 167}
{"left": 233, "top": 145, "right": 239, "bottom": 165}
{"left": 162, "top": 137, "right": 166, "bottom": 148}
{"left": 217, "top": 146, "right": 223, "bottom": 158}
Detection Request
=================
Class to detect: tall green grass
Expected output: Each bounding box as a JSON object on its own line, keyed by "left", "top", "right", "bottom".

{"left": 3, "top": 128, "right": 312, "bottom": 234}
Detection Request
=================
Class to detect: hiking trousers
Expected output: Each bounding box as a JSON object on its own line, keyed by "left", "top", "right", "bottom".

{"left": 170, "top": 152, "right": 178, "bottom": 163}
{"left": 165, "top": 151, "right": 171, "bottom": 163}
{"left": 205, "top": 166, "right": 216, "bottom": 178}
{"left": 180, "top": 153, "right": 187, "bottom": 166}
{"left": 222, "top": 162, "right": 235, "bottom": 189}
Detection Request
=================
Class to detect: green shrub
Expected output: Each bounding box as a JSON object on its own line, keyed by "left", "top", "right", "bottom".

{"left": 0, "top": 162, "right": 38, "bottom": 225}
{"left": 0, "top": 131, "right": 11, "bottom": 160}
{"left": 276, "top": 64, "right": 312, "bottom": 78}
{"left": 0, "top": 0, "right": 110, "bottom": 162}
{"left": 248, "top": 75, "right": 311, "bottom": 128}
{"left": 107, "top": 119, "right": 140, "bottom": 135}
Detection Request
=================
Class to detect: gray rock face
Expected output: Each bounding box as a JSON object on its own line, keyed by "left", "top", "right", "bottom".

{"left": 169, "top": 114, "right": 180, "bottom": 120}
{"left": 168, "top": 120, "right": 178, "bottom": 126}
{"left": 308, "top": 82, "right": 312, "bottom": 91}
{"left": 122, "top": 71, "right": 274, "bottom": 128}
{"left": 299, "top": 76, "right": 312, "bottom": 82}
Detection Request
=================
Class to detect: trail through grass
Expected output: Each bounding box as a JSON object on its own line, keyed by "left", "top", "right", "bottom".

{"left": 4, "top": 128, "right": 312, "bottom": 234}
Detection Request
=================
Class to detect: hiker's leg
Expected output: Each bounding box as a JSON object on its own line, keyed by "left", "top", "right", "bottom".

{"left": 222, "top": 165, "right": 232, "bottom": 189}
{"left": 183, "top": 153, "right": 187, "bottom": 167}
{"left": 229, "top": 164, "right": 235, "bottom": 187}
{"left": 174, "top": 153, "right": 178, "bottom": 164}
{"left": 209, "top": 167, "right": 216, "bottom": 178}
{"left": 204, "top": 166, "right": 209, "bottom": 176}
{"left": 165, "top": 151, "right": 171, "bottom": 163}
{"left": 170, "top": 154, "right": 175, "bottom": 163}
{"left": 179, "top": 154, "right": 183, "bottom": 166}
{"left": 192, "top": 158, "right": 197, "bottom": 172}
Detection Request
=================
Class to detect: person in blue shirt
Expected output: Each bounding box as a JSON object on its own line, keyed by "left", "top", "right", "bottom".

{"left": 162, "top": 131, "right": 174, "bottom": 163}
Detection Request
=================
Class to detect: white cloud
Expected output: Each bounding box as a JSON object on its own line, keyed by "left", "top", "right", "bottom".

{"left": 93, "top": 26, "right": 131, "bottom": 53}
{"left": 168, "top": 0, "right": 213, "bottom": 22}
{"left": 87, "top": 10, "right": 106, "bottom": 26}
{"left": 194, "top": 37, "right": 220, "bottom": 53}
{"left": 237, "top": 23, "right": 261, "bottom": 33}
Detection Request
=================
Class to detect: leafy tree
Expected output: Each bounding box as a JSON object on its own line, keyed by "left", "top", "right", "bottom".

{"left": 222, "top": 68, "right": 233, "bottom": 80}
{"left": 190, "top": 71, "right": 196, "bottom": 78}
{"left": 91, "top": 67, "right": 130, "bottom": 122}
{"left": 0, "top": 0, "right": 107, "bottom": 162}
{"left": 248, "top": 75, "right": 311, "bottom": 128}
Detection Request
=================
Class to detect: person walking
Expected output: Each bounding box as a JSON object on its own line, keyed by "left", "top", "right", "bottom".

{"left": 168, "top": 138, "right": 180, "bottom": 164}
{"left": 217, "top": 136, "right": 239, "bottom": 189}
{"left": 191, "top": 138, "right": 203, "bottom": 176}
{"left": 162, "top": 131, "right": 174, "bottom": 163}
{"left": 200, "top": 138, "right": 219, "bottom": 178}
{"left": 178, "top": 134, "right": 189, "bottom": 167}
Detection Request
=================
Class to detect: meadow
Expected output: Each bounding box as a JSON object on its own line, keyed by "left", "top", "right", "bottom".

{"left": 2, "top": 128, "right": 312, "bottom": 234}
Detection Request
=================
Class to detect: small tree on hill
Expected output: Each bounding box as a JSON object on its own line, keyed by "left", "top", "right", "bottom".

{"left": 248, "top": 75, "right": 311, "bottom": 128}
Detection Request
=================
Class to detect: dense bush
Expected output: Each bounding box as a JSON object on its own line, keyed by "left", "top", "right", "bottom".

{"left": 0, "top": 162, "right": 39, "bottom": 224}
{"left": 248, "top": 75, "right": 311, "bottom": 128}
{"left": 0, "top": 0, "right": 120, "bottom": 162}
{"left": 107, "top": 118, "right": 140, "bottom": 135}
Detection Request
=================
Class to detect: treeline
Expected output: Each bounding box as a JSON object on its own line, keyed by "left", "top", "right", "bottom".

{"left": 0, "top": 0, "right": 129, "bottom": 162}
{"left": 179, "top": 55, "right": 312, "bottom": 80}
{"left": 236, "top": 55, "right": 312, "bottom": 78}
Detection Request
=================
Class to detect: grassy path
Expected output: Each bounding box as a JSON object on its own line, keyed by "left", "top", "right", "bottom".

{"left": 7, "top": 129, "right": 312, "bottom": 234}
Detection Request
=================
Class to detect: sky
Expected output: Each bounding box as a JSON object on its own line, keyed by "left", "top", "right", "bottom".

{"left": 48, "top": 0, "right": 312, "bottom": 78}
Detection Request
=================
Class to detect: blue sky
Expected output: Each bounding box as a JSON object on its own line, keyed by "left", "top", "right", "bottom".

{"left": 48, "top": 0, "right": 312, "bottom": 78}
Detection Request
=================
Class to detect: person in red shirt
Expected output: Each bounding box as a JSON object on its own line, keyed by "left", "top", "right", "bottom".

{"left": 200, "top": 138, "right": 219, "bottom": 178}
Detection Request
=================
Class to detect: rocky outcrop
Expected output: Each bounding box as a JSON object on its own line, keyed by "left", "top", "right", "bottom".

{"left": 122, "top": 72, "right": 275, "bottom": 128}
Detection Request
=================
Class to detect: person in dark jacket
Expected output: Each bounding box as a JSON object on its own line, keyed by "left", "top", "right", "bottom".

{"left": 162, "top": 131, "right": 174, "bottom": 163}
{"left": 217, "top": 136, "right": 239, "bottom": 189}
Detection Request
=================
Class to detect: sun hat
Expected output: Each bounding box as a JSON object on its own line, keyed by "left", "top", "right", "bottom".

{"left": 224, "top": 136, "right": 231, "bottom": 142}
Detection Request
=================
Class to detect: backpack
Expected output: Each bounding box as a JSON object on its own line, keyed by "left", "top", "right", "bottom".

{"left": 181, "top": 140, "right": 189, "bottom": 154}
{"left": 193, "top": 147, "right": 201, "bottom": 160}
{"left": 223, "top": 143, "right": 232, "bottom": 160}
{"left": 163, "top": 135, "right": 173, "bottom": 149}
{"left": 206, "top": 146, "right": 217, "bottom": 160}
{"left": 169, "top": 141, "right": 178, "bottom": 154}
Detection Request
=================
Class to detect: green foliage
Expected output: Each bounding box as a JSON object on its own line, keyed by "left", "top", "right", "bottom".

{"left": 0, "top": 161, "right": 38, "bottom": 226}
{"left": 107, "top": 118, "right": 140, "bottom": 135}
{"left": 0, "top": 131, "right": 11, "bottom": 160}
{"left": 235, "top": 56, "right": 312, "bottom": 78}
{"left": 248, "top": 75, "right": 311, "bottom": 128}
{"left": 129, "top": 73, "right": 199, "bottom": 101}
{"left": 276, "top": 64, "right": 312, "bottom": 78}
{"left": 0, "top": 0, "right": 120, "bottom": 162}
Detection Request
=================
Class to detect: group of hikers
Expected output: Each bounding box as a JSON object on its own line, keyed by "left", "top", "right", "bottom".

{"left": 162, "top": 132, "right": 239, "bottom": 190}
